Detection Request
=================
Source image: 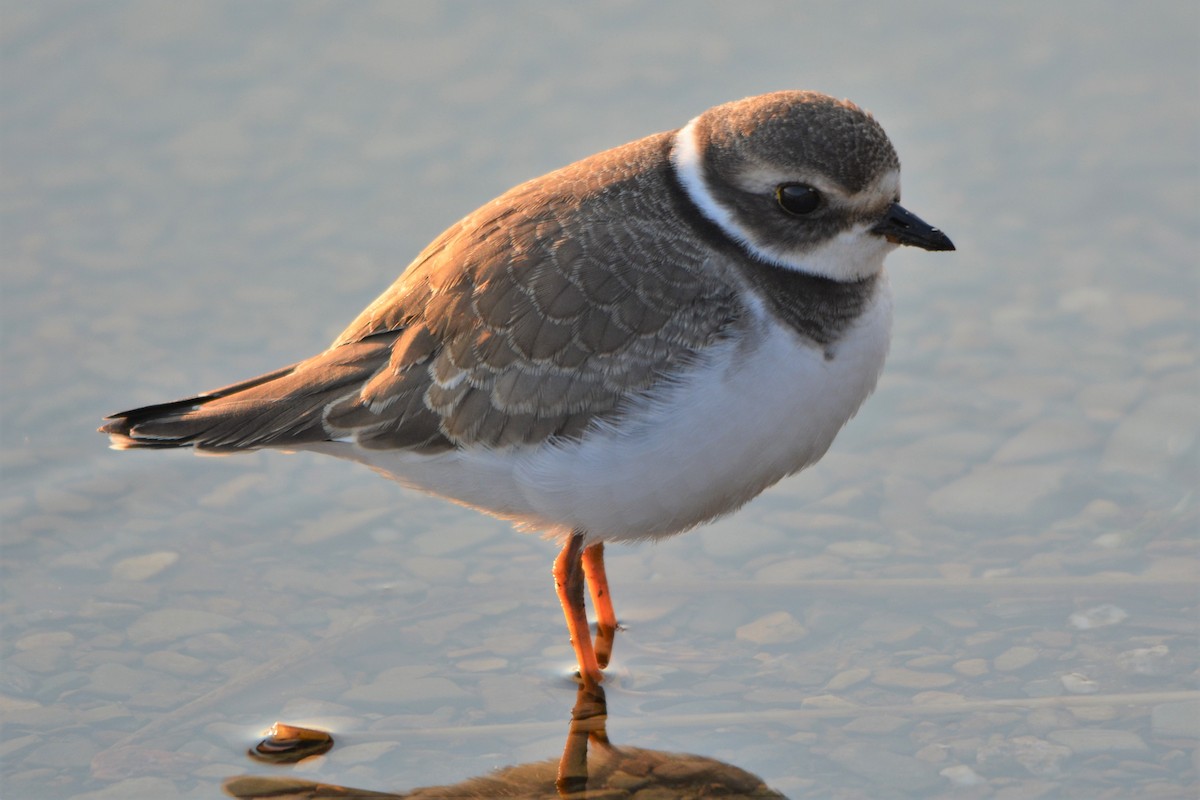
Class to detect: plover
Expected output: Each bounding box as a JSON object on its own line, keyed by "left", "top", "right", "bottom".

{"left": 102, "top": 91, "right": 954, "bottom": 686}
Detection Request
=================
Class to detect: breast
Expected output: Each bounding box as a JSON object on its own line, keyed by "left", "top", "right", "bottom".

{"left": 512, "top": 273, "right": 894, "bottom": 541}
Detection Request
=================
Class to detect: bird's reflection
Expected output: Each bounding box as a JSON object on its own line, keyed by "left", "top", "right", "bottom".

{"left": 555, "top": 682, "right": 609, "bottom": 794}
{"left": 223, "top": 683, "right": 785, "bottom": 799}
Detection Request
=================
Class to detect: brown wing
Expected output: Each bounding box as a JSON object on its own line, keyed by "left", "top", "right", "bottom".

{"left": 322, "top": 132, "right": 742, "bottom": 452}
{"left": 103, "top": 132, "right": 742, "bottom": 454}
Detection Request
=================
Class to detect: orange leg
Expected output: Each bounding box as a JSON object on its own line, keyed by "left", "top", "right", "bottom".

{"left": 581, "top": 542, "right": 617, "bottom": 669}
{"left": 553, "top": 533, "right": 603, "bottom": 688}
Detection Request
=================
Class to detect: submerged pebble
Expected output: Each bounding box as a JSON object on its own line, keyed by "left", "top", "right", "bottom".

{"left": 1060, "top": 673, "right": 1100, "bottom": 695}
{"left": 1068, "top": 604, "right": 1128, "bottom": 630}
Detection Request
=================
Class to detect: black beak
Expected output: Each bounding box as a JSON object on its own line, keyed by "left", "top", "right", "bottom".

{"left": 871, "top": 203, "right": 955, "bottom": 252}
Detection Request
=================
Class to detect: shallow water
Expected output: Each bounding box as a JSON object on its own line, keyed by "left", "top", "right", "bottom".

{"left": 2, "top": 2, "right": 1197, "bottom": 798}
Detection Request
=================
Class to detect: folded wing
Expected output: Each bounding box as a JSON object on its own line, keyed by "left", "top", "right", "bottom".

{"left": 102, "top": 133, "right": 742, "bottom": 455}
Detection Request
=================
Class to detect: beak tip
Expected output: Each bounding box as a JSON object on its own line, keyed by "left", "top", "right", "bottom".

{"left": 929, "top": 230, "right": 956, "bottom": 252}
{"left": 873, "top": 203, "right": 956, "bottom": 253}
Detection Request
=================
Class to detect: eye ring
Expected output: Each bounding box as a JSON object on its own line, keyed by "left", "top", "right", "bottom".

{"left": 775, "top": 183, "right": 822, "bottom": 216}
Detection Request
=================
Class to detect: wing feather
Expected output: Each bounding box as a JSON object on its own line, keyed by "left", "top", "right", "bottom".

{"left": 103, "top": 130, "right": 743, "bottom": 455}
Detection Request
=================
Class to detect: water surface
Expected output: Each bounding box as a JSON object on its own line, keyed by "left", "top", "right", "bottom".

{"left": 2, "top": 2, "right": 1197, "bottom": 798}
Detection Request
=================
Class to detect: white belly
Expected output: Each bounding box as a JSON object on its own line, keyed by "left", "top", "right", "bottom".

{"left": 309, "top": 276, "right": 892, "bottom": 543}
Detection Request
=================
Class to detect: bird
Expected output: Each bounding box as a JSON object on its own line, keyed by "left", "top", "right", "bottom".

{"left": 101, "top": 91, "right": 954, "bottom": 688}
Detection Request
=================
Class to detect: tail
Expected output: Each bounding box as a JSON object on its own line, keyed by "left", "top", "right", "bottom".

{"left": 100, "top": 338, "right": 394, "bottom": 453}
{"left": 101, "top": 365, "right": 300, "bottom": 451}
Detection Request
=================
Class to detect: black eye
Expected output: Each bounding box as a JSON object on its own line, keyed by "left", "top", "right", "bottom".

{"left": 775, "top": 183, "right": 822, "bottom": 216}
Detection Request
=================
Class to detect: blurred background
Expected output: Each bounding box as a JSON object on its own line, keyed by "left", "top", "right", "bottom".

{"left": 2, "top": 2, "right": 1196, "bottom": 797}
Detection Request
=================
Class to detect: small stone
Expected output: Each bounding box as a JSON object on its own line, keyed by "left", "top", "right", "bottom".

{"left": 0, "top": 734, "right": 39, "bottom": 762}
{"left": 111, "top": 551, "right": 180, "bottom": 582}
{"left": 127, "top": 609, "right": 240, "bottom": 645}
{"left": 826, "top": 668, "right": 871, "bottom": 691}
{"left": 1078, "top": 380, "right": 1145, "bottom": 421}
{"left": 907, "top": 654, "right": 954, "bottom": 669}
{"left": 912, "top": 691, "right": 966, "bottom": 705}
{"left": 825, "top": 743, "right": 940, "bottom": 792}
{"left": 182, "top": 632, "right": 239, "bottom": 656}
{"left": 6, "top": 647, "right": 65, "bottom": 674}
{"left": 1060, "top": 673, "right": 1100, "bottom": 694}
{"left": 35, "top": 487, "right": 94, "bottom": 514}
{"left": 341, "top": 665, "right": 468, "bottom": 708}
{"left": 1021, "top": 551, "right": 1064, "bottom": 572}
{"left": 1068, "top": 604, "right": 1128, "bottom": 630}
{"left": 873, "top": 668, "right": 956, "bottom": 690}
{"left": 915, "top": 744, "right": 948, "bottom": 764}
{"left": 1058, "top": 286, "right": 1111, "bottom": 313}
{"left": 1047, "top": 728, "right": 1149, "bottom": 754}
{"left": 1101, "top": 393, "right": 1198, "bottom": 476}
{"left": 455, "top": 657, "right": 508, "bottom": 672}
{"left": 801, "top": 694, "right": 858, "bottom": 710}
{"left": 843, "top": 714, "right": 908, "bottom": 734}
{"left": 1026, "top": 708, "right": 1075, "bottom": 733}
{"left": 59, "top": 776, "right": 182, "bottom": 800}
{"left": 940, "top": 764, "right": 983, "bottom": 786}
{"left": 941, "top": 738, "right": 984, "bottom": 768}
{"left": 1081, "top": 499, "right": 1121, "bottom": 519}
{"left": 249, "top": 722, "right": 334, "bottom": 764}
{"left": 329, "top": 741, "right": 400, "bottom": 765}
{"left": 745, "top": 686, "right": 810, "bottom": 706}
{"left": 1030, "top": 630, "right": 1072, "bottom": 648}
{"left": 994, "top": 645, "right": 1039, "bottom": 672}
{"left": 991, "top": 417, "right": 1097, "bottom": 464}
{"left": 1116, "top": 644, "right": 1173, "bottom": 677}
{"left": 953, "top": 658, "right": 989, "bottom": 677}
{"left": 401, "top": 555, "right": 465, "bottom": 583}
{"left": 88, "top": 663, "right": 151, "bottom": 697}
{"left": 199, "top": 473, "right": 270, "bottom": 509}
{"left": 15, "top": 631, "right": 76, "bottom": 651}
{"left": 1071, "top": 705, "right": 1117, "bottom": 722}
{"left": 478, "top": 674, "right": 557, "bottom": 715}
{"left": 142, "top": 651, "right": 209, "bottom": 677}
{"left": 877, "top": 624, "right": 924, "bottom": 644}
{"left": 933, "top": 607, "right": 978, "bottom": 628}
{"left": 753, "top": 555, "right": 850, "bottom": 581}
{"left": 1022, "top": 678, "right": 1063, "bottom": 698}
{"left": 79, "top": 704, "right": 134, "bottom": 725}
{"left": 735, "top": 611, "right": 807, "bottom": 644}
{"left": 977, "top": 735, "right": 1071, "bottom": 777}
{"left": 927, "top": 465, "right": 1066, "bottom": 521}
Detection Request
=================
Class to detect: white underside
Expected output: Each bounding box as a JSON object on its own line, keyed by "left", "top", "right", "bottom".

{"left": 302, "top": 277, "right": 893, "bottom": 545}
